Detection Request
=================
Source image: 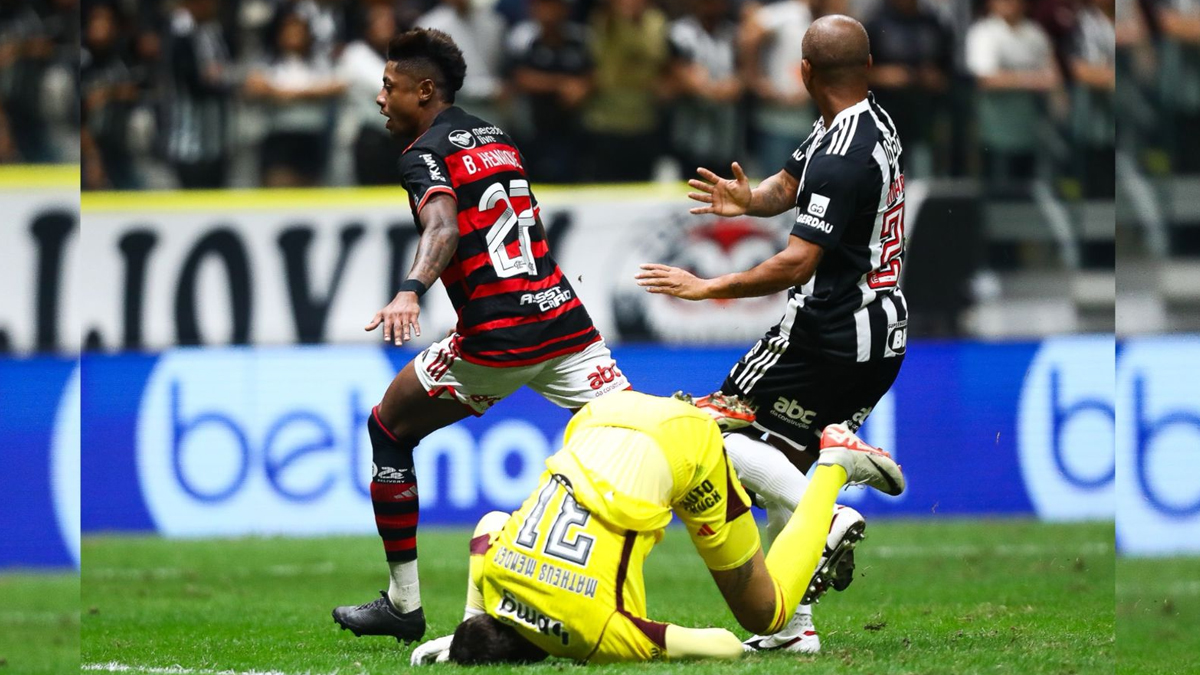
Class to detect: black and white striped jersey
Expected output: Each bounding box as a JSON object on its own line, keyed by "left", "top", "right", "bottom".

{"left": 162, "top": 9, "right": 231, "bottom": 165}
{"left": 777, "top": 92, "right": 908, "bottom": 363}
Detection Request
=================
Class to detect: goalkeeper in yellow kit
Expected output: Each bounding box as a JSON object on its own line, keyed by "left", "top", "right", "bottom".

{"left": 410, "top": 390, "right": 905, "bottom": 665}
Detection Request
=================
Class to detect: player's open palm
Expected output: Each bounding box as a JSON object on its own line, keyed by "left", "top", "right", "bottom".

{"left": 688, "top": 162, "right": 751, "bottom": 216}
{"left": 365, "top": 291, "right": 422, "bottom": 346}
{"left": 635, "top": 263, "right": 711, "bottom": 301}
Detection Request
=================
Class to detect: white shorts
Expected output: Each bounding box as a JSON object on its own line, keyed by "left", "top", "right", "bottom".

{"left": 414, "top": 335, "right": 630, "bottom": 415}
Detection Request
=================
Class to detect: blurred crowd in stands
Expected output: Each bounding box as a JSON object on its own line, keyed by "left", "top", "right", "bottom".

{"left": 0, "top": 0, "right": 78, "bottom": 165}
{"left": 0, "top": 0, "right": 1190, "bottom": 194}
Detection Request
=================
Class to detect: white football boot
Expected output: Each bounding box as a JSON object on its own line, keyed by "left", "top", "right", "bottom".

{"left": 743, "top": 505, "right": 865, "bottom": 653}
{"left": 801, "top": 504, "right": 866, "bottom": 605}
{"left": 743, "top": 607, "right": 821, "bottom": 654}
{"left": 817, "top": 424, "right": 905, "bottom": 497}
{"left": 800, "top": 424, "right": 903, "bottom": 605}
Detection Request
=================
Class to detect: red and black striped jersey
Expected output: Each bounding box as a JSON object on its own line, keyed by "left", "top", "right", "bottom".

{"left": 398, "top": 106, "right": 600, "bottom": 366}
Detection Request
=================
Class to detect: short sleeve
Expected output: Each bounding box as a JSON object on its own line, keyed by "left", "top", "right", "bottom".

{"left": 671, "top": 421, "right": 759, "bottom": 571}
{"left": 965, "top": 22, "right": 999, "bottom": 76}
{"left": 782, "top": 144, "right": 806, "bottom": 179}
{"left": 790, "top": 156, "right": 860, "bottom": 249}
{"left": 781, "top": 124, "right": 821, "bottom": 179}
{"left": 398, "top": 150, "right": 456, "bottom": 215}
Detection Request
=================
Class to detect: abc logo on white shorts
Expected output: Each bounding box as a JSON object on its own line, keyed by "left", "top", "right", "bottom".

{"left": 1116, "top": 338, "right": 1200, "bottom": 556}
{"left": 1017, "top": 337, "right": 1115, "bottom": 522}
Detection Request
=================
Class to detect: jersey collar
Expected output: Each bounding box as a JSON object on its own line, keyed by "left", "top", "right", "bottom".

{"left": 402, "top": 105, "right": 461, "bottom": 153}
{"left": 819, "top": 95, "right": 872, "bottom": 133}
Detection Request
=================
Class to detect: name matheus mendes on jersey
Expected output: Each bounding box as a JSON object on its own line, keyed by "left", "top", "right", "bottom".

{"left": 492, "top": 545, "right": 599, "bottom": 599}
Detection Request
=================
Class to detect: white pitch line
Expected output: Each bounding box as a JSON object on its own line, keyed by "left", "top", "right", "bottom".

{"left": 86, "top": 562, "right": 338, "bottom": 581}
{"left": 1123, "top": 580, "right": 1200, "bottom": 597}
{"left": 869, "top": 541, "right": 1112, "bottom": 559}
{"left": 82, "top": 662, "right": 341, "bottom": 675}
{"left": 647, "top": 540, "right": 1112, "bottom": 564}
{"left": 0, "top": 610, "right": 80, "bottom": 624}
{"left": 85, "top": 543, "right": 1114, "bottom": 584}
{"left": 1171, "top": 581, "right": 1200, "bottom": 596}
{"left": 87, "top": 556, "right": 465, "bottom": 582}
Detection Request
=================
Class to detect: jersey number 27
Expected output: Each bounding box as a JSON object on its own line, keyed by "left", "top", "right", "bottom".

{"left": 481, "top": 180, "right": 537, "bottom": 278}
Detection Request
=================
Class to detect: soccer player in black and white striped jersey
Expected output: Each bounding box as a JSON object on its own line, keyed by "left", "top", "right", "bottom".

{"left": 637, "top": 14, "right": 907, "bottom": 654}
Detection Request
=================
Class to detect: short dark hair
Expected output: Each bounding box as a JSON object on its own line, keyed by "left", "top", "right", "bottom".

{"left": 448, "top": 615, "right": 549, "bottom": 666}
{"left": 800, "top": 15, "right": 871, "bottom": 87}
{"left": 386, "top": 28, "right": 467, "bottom": 103}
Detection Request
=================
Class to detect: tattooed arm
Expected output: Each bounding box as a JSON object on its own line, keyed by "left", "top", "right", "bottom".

{"left": 687, "top": 164, "right": 799, "bottom": 218}
{"left": 636, "top": 235, "right": 822, "bottom": 301}
{"left": 407, "top": 194, "right": 461, "bottom": 287}
{"left": 747, "top": 169, "right": 802, "bottom": 217}
{"left": 365, "top": 193, "right": 460, "bottom": 345}
{"left": 708, "top": 550, "right": 779, "bottom": 634}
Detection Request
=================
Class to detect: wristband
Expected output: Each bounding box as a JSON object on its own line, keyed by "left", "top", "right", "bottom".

{"left": 398, "top": 279, "right": 428, "bottom": 297}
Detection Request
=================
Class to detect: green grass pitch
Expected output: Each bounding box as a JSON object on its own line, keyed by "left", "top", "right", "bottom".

{"left": 1118, "top": 556, "right": 1200, "bottom": 675}
{"left": 0, "top": 572, "right": 80, "bottom": 674}
{"left": 78, "top": 519, "right": 1121, "bottom": 674}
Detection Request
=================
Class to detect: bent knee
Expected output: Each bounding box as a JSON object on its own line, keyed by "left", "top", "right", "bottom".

{"left": 474, "top": 511, "right": 511, "bottom": 539}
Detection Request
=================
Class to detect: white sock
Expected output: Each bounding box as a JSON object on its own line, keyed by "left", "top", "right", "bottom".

{"left": 724, "top": 432, "right": 809, "bottom": 512}
{"left": 764, "top": 498, "right": 793, "bottom": 548}
{"left": 387, "top": 560, "right": 422, "bottom": 613}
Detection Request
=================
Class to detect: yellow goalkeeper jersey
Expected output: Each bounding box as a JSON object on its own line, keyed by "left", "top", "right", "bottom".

{"left": 476, "top": 391, "right": 760, "bottom": 663}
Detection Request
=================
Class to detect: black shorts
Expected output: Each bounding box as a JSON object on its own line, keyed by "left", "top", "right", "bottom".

{"left": 720, "top": 340, "right": 902, "bottom": 450}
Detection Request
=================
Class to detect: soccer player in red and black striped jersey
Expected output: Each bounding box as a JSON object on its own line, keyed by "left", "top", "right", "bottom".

{"left": 331, "top": 28, "right": 629, "bottom": 644}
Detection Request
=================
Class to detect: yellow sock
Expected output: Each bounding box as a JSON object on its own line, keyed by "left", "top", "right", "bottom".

{"left": 762, "top": 464, "right": 848, "bottom": 633}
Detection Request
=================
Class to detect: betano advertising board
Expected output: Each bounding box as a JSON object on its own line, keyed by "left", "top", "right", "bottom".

{"left": 9, "top": 335, "right": 1191, "bottom": 569}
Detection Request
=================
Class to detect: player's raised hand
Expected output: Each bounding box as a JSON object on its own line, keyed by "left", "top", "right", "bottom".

{"left": 688, "top": 162, "right": 751, "bottom": 216}
{"left": 365, "top": 290, "right": 423, "bottom": 346}
{"left": 635, "top": 263, "right": 712, "bottom": 301}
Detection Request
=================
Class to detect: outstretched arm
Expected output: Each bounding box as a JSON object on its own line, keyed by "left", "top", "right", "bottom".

{"left": 651, "top": 154, "right": 865, "bottom": 301}
{"left": 663, "top": 625, "right": 744, "bottom": 659}
{"left": 635, "top": 235, "right": 823, "bottom": 301}
{"left": 364, "top": 193, "right": 459, "bottom": 345}
{"left": 688, "top": 166, "right": 799, "bottom": 218}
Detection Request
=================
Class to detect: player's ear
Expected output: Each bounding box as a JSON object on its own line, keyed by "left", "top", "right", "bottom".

{"left": 418, "top": 78, "right": 436, "bottom": 104}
